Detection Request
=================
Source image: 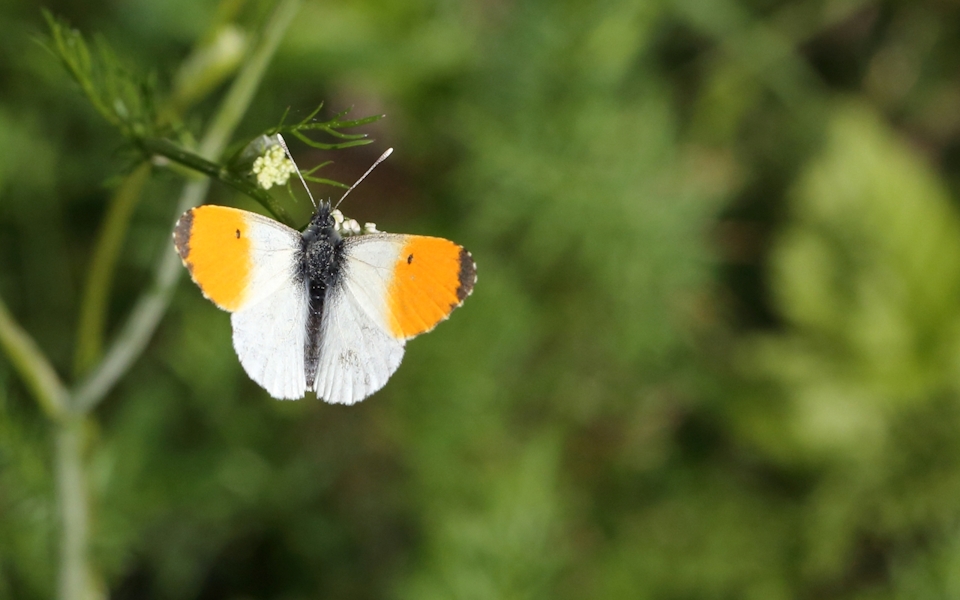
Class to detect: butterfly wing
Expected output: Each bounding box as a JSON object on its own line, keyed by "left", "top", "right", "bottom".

{"left": 174, "top": 205, "right": 309, "bottom": 399}
{"left": 231, "top": 286, "right": 308, "bottom": 399}
{"left": 312, "top": 233, "right": 477, "bottom": 405}
{"left": 311, "top": 272, "right": 406, "bottom": 405}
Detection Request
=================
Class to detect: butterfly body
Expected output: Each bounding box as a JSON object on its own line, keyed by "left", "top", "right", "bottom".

{"left": 298, "top": 205, "right": 346, "bottom": 387}
{"left": 173, "top": 202, "right": 475, "bottom": 403}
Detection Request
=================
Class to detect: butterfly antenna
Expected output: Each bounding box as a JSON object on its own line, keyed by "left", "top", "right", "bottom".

{"left": 334, "top": 148, "right": 393, "bottom": 210}
{"left": 277, "top": 133, "right": 317, "bottom": 209}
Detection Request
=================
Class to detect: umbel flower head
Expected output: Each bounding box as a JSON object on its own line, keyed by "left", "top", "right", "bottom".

{"left": 252, "top": 144, "right": 297, "bottom": 189}
{"left": 330, "top": 208, "right": 379, "bottom": 237}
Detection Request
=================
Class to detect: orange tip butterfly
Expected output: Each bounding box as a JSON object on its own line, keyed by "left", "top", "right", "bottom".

{"left": 172, "top": 147, "right": 476, "bottom": 403}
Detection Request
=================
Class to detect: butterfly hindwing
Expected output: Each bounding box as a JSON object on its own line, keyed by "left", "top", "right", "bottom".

{"left": 312, "top": 275, "right": 406, "bottom": 404}
{"left": 232, "top": 284, "right": 308, "bottom": 400}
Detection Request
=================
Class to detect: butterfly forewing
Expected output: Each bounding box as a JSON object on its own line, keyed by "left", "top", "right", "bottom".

{"left": 175, "top": 206, "right": 310, "bottom": 399}
{"left": 309, "top": 233, "right": 475, "bottom": 404}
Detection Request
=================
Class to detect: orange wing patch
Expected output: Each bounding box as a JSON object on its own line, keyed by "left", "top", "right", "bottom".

{"left": 173, "top": 206, "right": 252, "bottom": 312}
{"left": 387, "top": 236, "right": 476, "bottom": 339}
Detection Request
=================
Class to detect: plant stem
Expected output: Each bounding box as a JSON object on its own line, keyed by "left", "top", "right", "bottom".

{"left": 56, "top": 5, "right": 301, "bottom": 600}
{"left": 0, "top": 294, "right": 68, "bottom": 420}
{"left": 56, "top": 417, "right": 94, "bottom": 600}
{"left": 70, "top": 178, "right": 209, "bottom": 414}
{"left": 71, "top": 0, "right": 302, "bottom": 414}
{"left": 141, "top": 137, "right": 295, "bottom": 226}
{"left": 73, "top": 162, "right": 152, "bottom": 377}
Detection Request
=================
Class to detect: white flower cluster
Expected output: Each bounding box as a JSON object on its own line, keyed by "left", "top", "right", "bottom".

{"left": 251, "top": 145, "right": 297, "bottom": 189}
{"left": 331, "top": 209, "right": 379, "bottom": 236}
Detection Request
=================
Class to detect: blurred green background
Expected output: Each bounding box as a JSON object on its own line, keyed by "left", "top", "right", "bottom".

{"left": 4, "top": 0, "right": 960, "bottom": 598}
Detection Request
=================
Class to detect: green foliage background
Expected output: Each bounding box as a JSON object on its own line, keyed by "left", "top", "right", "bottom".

{"left": 2, "top": 0, "right": 960, "bottom": 598}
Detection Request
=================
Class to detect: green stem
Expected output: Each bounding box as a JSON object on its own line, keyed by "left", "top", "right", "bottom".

{"left": 71, "top": 14, "right": 261, "bottom": 382}
{"left": 0, "top": 293, "right": 68, "bottom": 420}
{"left": 70, "top": 178, "right": 209, "bottom": 414}
{"left": 73, "top": 162, "right": 152, "bottom": 377}
{"left": 56, "top": 417, "right": 94, "bottom": 600}
{"left": 142, "top": 137, "right": 295, "bottom": 226}
{"left": 70, "top": 0, "right": 302, "bottom": 415}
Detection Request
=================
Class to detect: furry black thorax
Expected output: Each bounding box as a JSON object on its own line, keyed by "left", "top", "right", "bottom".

{"left": 299, "top": 202, "right": 345, "bottom": 300}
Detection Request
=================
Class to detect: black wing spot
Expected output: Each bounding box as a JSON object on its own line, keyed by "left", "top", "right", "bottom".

{"left": 407, "top": 254, "right": 414, "bottom": 264}
{"left": 236, "top": 229, "right": 241, "bottom": 239}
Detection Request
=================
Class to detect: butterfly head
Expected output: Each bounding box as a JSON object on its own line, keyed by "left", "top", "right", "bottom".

{"left": 302, "top": 202, "right": 340, "bottom": 244}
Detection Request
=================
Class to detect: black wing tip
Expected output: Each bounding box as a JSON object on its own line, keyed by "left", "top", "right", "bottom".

{"left": 456, "top": 247, "right": 477, "bottom": 302}
{"left": 172, "top": 208, "right": 195, "bottom": 260}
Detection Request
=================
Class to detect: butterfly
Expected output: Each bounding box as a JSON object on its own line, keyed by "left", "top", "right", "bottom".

{"left": 172, "top": 148, "right": 476, "bottom": 404}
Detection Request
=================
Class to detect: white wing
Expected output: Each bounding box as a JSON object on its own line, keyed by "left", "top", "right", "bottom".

{"left": 226, "top": 211, "right": 309, "bottom": 400}
{"left": 233, "top": 211, "right": 303, "bottom": 306}
{"left": 232, "top": 283, "right": 308, "bottom": 400}
{"left": 312, "top": 235, "right": 407, "bottom": 405}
